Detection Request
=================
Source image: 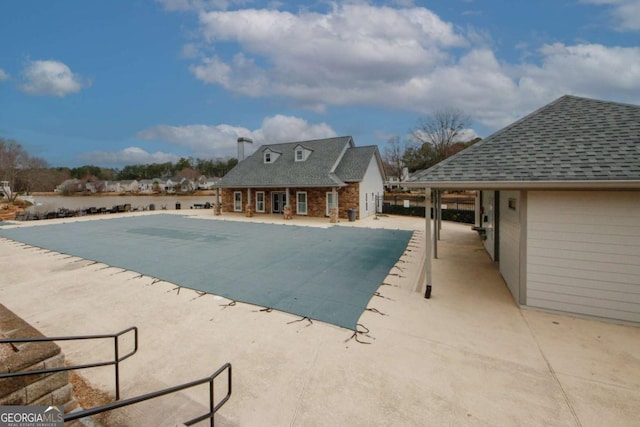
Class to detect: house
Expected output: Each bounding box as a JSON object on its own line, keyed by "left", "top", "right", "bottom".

{"left": 405, "top": 95, "right": 640, "bottom": 324}
{"left": 55, "top": 179, "right": 83, "bottom": 193}
{"left": 171, "top": 177, "right": 196, "bottom": 193}
{"left": 117, "top": 180, "right": 139, "bottom": 193}
{"left": 214, "top": 136, "right": 386, "bottom": 221}
{"left": 385, "top": 167, "right": 409, "bottom": 191}
{"left": 197, "top": 175, "right": 219, "bottom": 190}
{"left": 138, "top": 179, "right": 157, "bottom": 193}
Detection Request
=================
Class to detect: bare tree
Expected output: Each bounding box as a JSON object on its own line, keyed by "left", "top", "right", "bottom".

{"left": 0, "top": 138, "right": 50, "bottom": 200}
{"left": 410, "top": 107, "right": 471, "bottom": 167}
{"left": 0, "top": 138, "right": 28, "bottom": 201}
{"left": 382, "top": 136, "right": 405, "bottom": 181}
{"left": 16, "top": 157, "right": 50, "bottom": 194}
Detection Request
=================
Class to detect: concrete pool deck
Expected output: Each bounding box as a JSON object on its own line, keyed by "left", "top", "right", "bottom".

{"left": 0, "top": 211, "right": 639, "bottom": 426}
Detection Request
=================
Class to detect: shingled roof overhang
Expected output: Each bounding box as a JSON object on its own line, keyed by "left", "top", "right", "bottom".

{"left": 404, "top": 95, "right": 640, "bottom": 191}
{"left": 403, "top": 179, "right": 640, "bottom": 190}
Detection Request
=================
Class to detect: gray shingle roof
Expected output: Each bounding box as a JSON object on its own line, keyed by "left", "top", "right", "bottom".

{"left": 335, "top": 145, "right": 380, "bottom": 182}
{"left": 406, "top": 95, "right": 640, "bottom": 188}
{"left": 215, "top": 136, "right": 379, "bottom": 188}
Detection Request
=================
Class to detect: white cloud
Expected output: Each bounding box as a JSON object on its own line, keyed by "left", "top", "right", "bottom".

{"left": 519, "top": 43, "right": 640, "bottom": 103}
{"left": 191, "top": 4, "right": 466, "bottom": 108}
{"left": 20, "top": 59, "right": 89, "bottom": 97}
{"left": 136, "top": 123, "right": 253, "bottom": 158}
{"left": 80, "top": 147, "right": 181, "bottom": 166}
{"left": 0, "top": 69, "right": 9, "bottom": 81}
{"left": 172, "top": 3, "right": 640, "bottom": 132}
{"left": 253, "top": 115, "right": 337, "bottom": 144}
{"left": 580, "top": 0, "right": 640, "bottom": 31}
{"left": 135, "top": 115, "right": 337, "bottom": 159}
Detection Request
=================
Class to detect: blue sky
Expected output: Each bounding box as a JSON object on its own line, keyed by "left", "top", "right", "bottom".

{"left": 1, "top": 0, "right": 639, "bottom": 168}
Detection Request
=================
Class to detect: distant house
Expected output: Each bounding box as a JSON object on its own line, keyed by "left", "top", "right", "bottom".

{"left": 55, "top": 179, "right": 82, "bottom": 193}
{"left": 214, "top": 136, "right": 386, "bottom": 221}
{"left": 116, "top": 180, "right": 139, "bottom": 193}
{"left": 171, "top": 177, "right": 196, "bottom": 193}
{"left": 138, "top": 179, "right": 156, "bottom": 193}
{"left": 84, "top": 181, "right": 97, "bottom": 193}
{"left": 405, "top": 95, "right": 640, "bottom": 324}
{"left": 197, "top": 176, "right": 219, "bottom": 190}
{"left": 385, "top": 168, "right": 409, "bottom": 191}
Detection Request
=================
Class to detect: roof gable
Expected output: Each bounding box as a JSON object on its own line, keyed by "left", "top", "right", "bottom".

{"left": 407, "top": 95, "right": 640, "bottom": 188}
{"left": 334, "top": 146, "right": 382, "bottom": 182}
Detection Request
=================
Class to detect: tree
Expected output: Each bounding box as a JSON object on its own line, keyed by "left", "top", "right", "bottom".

{"left": 382, "top": 136, "right": 405, "bottom": 181}
{"left": 406, "top": 107, "right": 472, "bottom": 172}
{"left": 15, "top": 157, "right": 50, "bottom": 194}
{"left": 0, "top": 138, "right": 49, "bottom": 200}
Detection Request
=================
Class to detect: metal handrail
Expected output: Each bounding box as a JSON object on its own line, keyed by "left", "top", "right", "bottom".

{"left": 64, "top": 362, "right": 232, "bottom": 427}
{"left": 0, "top": 326, "right": 138, "bottom": 400}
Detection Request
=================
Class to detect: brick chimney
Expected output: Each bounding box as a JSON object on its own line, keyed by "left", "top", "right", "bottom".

{"left": 237, "top": 137, "right": 253, "bottom": 162}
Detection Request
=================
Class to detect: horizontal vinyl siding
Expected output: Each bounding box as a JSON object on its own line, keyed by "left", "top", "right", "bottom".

{"left": 527, "top": 191, "right": 640, "bottom": 323}
{"left": 359, "top": 156, "right": 385, "bottom": 219}
{"left": 499, "top": 191, "right": 520, "bottom": 303}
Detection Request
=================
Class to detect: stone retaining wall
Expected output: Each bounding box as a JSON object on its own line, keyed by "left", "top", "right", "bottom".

{"left": 0, "top": 304, "right": 77, "bottom": 412}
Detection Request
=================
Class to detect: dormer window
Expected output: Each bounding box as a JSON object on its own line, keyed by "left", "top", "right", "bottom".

{"left": 294, "top": 145, "right": 311, "bottom": 162}
{"left": 263, "top": 148, "right": 281, "bottom": 164}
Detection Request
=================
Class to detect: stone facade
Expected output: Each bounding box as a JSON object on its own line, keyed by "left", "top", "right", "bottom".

{"left": 220, "top": 183, "right": 361, "bottom": 220}
{"left": 0, "top": 304, "right": 77, "bottom": 412}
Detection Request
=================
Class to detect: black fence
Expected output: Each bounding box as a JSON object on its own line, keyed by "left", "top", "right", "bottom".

{"left": 381, "top": 194, "right": 475, "bottom": 224}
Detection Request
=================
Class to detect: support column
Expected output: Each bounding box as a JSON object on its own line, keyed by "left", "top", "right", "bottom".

{"left": 214, "top": 188, "right": 221, "bottom": 215}
{"left": 284, "top": 188, "right": 292, "bottom": 219}
{"left": 437, "top": 190, "right": 442, "bottom": 238}
{"left": 245, "top": 188, "right": 253, "bottom": 217}
{"left": 433, "top": 190, "right": 438, "bottom": 259}
{"left": 424, "top": 187, "right": 432, "bottom": 298}
{"left": 329, "top": 187, "right": 339, "bottom": 223}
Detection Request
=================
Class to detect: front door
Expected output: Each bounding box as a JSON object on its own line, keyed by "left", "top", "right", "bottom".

{"left": 272, "top": 192, "right": 287, "bottom": 213}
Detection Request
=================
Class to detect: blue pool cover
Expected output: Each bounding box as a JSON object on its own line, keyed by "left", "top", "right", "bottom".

{"left": 0, "top": 215, "right": 413, "bottom": 330}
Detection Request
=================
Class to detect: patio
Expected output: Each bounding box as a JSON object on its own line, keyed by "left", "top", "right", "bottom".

{"left": 0, "top": 212, "right": 638, "bottom": 426}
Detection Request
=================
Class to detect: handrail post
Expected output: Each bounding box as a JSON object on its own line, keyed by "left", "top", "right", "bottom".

{"left": 114, "top": 334, "right": 120, "bottom": 400}
{"left": 209, "top": 377, "right": 215, "bottom": 427}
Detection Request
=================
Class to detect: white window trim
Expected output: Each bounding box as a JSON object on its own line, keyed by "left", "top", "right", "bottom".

{"left": 256, "top": 191, "right": 265, "bottom": 213}
{"left": 296, "top": 191, "right": 308, "bottom": 215}
{"left": 326, "top": 192, "right": 338, "bottom": 216}
{"left": 234, "top": 191, "right": 242, "bottom": 212}
{"left": 264, "top": 152, "right": 272, "bottom": 163}
{"left": 295, "top": 149, "right": 304, "bottom": 162}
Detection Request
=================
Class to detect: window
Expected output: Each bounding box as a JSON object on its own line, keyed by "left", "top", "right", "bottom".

{"left": 256, "top": 191, "right": 265, "bottom": 213}
{"left": 234, "top": 191, "right": 242, "bottom": 212}
{"left": 264, "top": 152, "right": 272, "bottom": 163}
{"left": 297, "top": 192, "right": 308, "bottom": 215}
{"left": 294, "top": 145, "right": 311, "bottom": 162}
{"left": 326, "top": 192, "right": 338, "bottom": 216}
